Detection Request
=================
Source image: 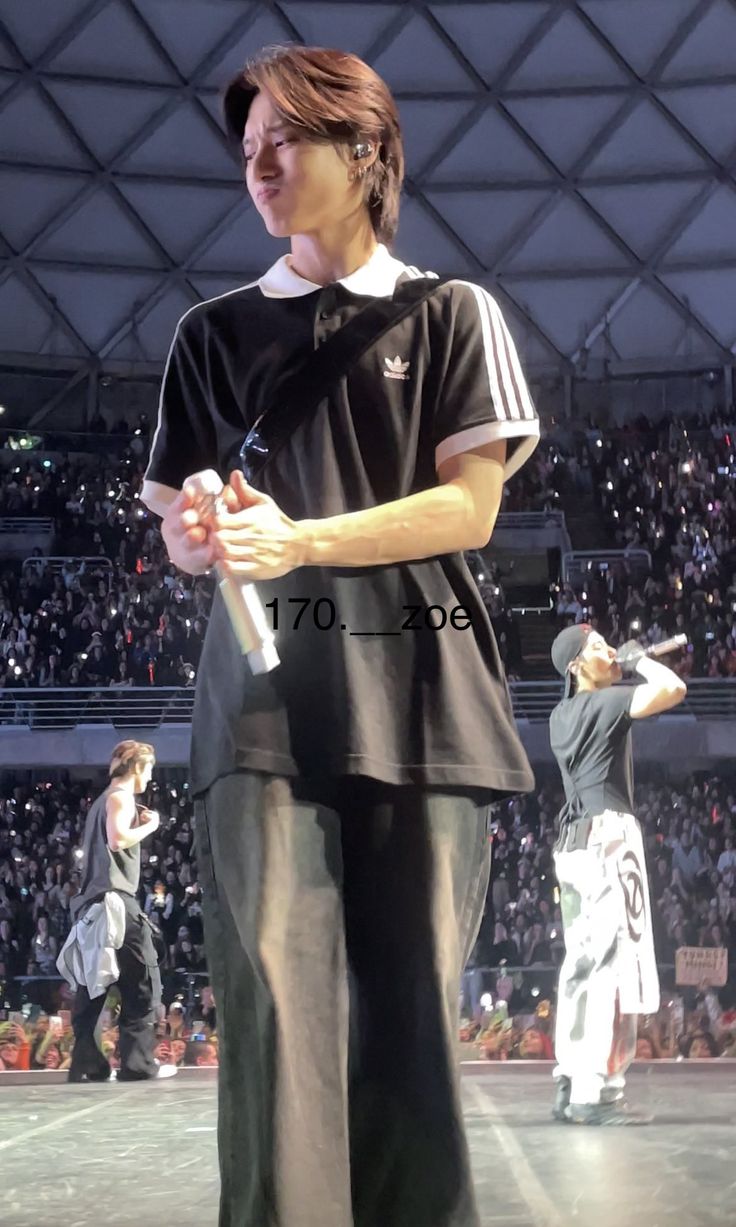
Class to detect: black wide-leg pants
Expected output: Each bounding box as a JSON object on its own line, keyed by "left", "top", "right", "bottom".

{"left": 194, "top": 771, "right": 492, "bottom": 1227}
{"left": 70, "top": 891, "right": 161, "bottom": 1080}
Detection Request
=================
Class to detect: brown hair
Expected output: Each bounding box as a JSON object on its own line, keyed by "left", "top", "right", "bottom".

{"left": 223, "top": 45, "right": 404, "bottom": 244}
{"left": 109, "top": 740, "right": 155, "bottom": 780}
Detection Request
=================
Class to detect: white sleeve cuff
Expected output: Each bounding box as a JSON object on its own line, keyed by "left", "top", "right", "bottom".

{"left": 435, "top": 419, "right": 541, "bottom": 482}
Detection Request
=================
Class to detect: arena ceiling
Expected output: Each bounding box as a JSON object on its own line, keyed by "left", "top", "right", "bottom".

{"left": 1, "top": 0, "right": 736, "bottom": 417}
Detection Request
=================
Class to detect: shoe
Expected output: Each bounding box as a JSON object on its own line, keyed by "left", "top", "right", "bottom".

{"left": 118, "top": 1061, "right": 178, "bottom": 1082}
{"left": 153, "top": 1063, "right": 178, "bottom": 1080}
{"left": 565, "top": 1101, "right": 653, "bottom": 1126}
{"left": 68, "top": 1066, "right": 113, "bottom": 1084}
{"left": 552, "top": 1076, "right": 571, "bottom": 1121}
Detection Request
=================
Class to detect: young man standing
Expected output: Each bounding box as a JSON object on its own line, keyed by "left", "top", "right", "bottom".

{"left": 143, "top": 44, "right": 538, "bottom": 1227}
{"left": 64, "top": 740, "right": 176, "bottom": 1083}
{"left": 549, "top": 626, "right": 686, "bottom": 1125}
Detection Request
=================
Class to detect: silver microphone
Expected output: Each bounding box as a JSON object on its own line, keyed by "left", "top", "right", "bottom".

{"left": 185, "top": 469, "right": 279, "bottom": 675}
{"left": 644, "top": 634, "right": 688, "bottom": 658}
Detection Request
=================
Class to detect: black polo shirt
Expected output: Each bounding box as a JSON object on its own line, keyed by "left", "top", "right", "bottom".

{"left": 143, "top": 245, "right": 540, "bottom": 800}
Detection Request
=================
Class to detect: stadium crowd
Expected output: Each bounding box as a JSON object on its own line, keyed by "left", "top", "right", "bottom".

{"left": 554, "top": 412, "right": 736, "bottom": 678}
{"left": 0, "top": 769, "right": 734, "bottom": 1068}
{"left": 0, "top": 448, "right": 211, "bottom": 692}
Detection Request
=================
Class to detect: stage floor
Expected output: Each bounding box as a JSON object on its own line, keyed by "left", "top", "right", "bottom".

{"left": 1, "top": 1063, "right": 734, "bottom": 1227}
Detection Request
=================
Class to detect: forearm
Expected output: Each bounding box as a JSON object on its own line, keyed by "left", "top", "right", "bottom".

{"left": 636, "top": 655, "right": 686, "bottom": 694}
{"left": 114, "top": 822, "right": 153, "bottom": 852}
{"left": 299, "top": 480, "right": 494, "bottom": 569}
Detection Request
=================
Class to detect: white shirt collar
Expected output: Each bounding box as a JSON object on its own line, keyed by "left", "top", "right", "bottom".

{"left": 257, "top": 243, "right": 410, "bottom": 299}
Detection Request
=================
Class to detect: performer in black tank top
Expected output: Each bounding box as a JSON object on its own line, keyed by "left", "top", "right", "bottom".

{"left": 68, "top": 741, "right": 177, "bottom": 1083}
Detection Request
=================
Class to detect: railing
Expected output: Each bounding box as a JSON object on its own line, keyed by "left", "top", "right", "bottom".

{"left": 495, "top": 511, "right": 566, "bottom": 531}
{"left": 1, "top": 680, "right": 735, "bottom": 728}
{"left": 562, "top": 548, "right": 652, "bottom": 586}
{"left": 0, "top": 687, "right": 195, "bottom": 729}
{"left": 21, "top": 555, "right": 114, "bottom": 578}
{"left": 0, "top": 517, "right": 54, "bottom": 536}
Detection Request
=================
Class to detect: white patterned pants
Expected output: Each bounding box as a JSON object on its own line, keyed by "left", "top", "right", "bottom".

{"left": 553, "top": 811, "right": 659, "bottom": 1107}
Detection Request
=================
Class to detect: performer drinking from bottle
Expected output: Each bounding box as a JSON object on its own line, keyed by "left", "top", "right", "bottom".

{"left": 549, "top": 626, "right": 687, "bottom": 1125}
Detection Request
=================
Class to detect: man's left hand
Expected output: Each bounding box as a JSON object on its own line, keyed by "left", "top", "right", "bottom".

{"left": 211, "top": 471, "right": 307, "bottom": 580}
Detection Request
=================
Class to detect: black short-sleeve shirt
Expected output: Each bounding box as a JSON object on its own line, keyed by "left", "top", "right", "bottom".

{"left": 549, "top": 685, "right": 638, "bottom": 824}
{"left": 143, "top": 245, "right": 540, "bottom": 799}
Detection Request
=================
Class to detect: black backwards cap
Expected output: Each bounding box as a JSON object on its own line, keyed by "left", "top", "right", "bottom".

{"left": 551, "top": 623, "right": 592, "bottom": 698}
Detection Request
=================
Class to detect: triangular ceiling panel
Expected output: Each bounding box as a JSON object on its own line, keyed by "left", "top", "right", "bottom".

{"left": 280, "top": 4, "right": 402, "bottom": 59}
{"left": 0, "top": 275, "right": 84, "bottom": 356}
{"left": 661, "top": 0, "right": 736, "bottom": 81}
{"left": 508, "top": 10, "right": 629, "bottom": 89}
{"left": 430, "top": 2, "right": 550, "bottom": 87}
{"left": 658, "top": 85, "right": 736, "bottom": 163}
{"left": 0, "top": 0, "right": 93, "bottom": 63}
{"left": 580, "top": 181, "right": 707, "bottom": 259}
{"left": 606, "top": 284, "right": 691, "bottom": 361}
{"left": 425, "top": 188, "right": 554, "bottom": 269}
{"left": 504, "top": 94, "right": 623, "bottom": 173}
{"left": 399, "top": 100, "right": 477, "bottom": 177}
{"left": 44, "top": 80, "right": 168, "bottom": 165}
{"left": 33, "top": 268, "right": 163, "bottom": 352}
{"left": 190, "top": 201, "right": 286, "bottom": 272}
{"left": 105, "top": 284, "right": 200, "bottom": 362}
{"left": 196, "top": 91, "right": 227, "bottom": 132}
{"left": 198, "top": 12, "right": 300, "bottom": 88}
{"left": 0, "top": 39, "right": 20, "bottom": 69}
{"left": 505, "top": 197, "right": 630, "bottom": 272}
{"left": 48, "top": 0, "right": 178, "bottom": 83}
{"left": 579, "top": 0, "right": 697, "bottom": 76}
{"left": 663, "top": 186, "right": 736, "bottom": 263}
{"left": 0, "top": 0, "right": 734, "bottom": 375}
{"left": 0, "top": 86, "right": 90, "bottom": 169}
{"left": 584, "top": 99, "right": 704, "bottom": 175}
{"left": 0, "top": 170, "right": 88, "bottom": 252}
{"left": 117, "top": 181, "right": 244, "bottom": 263}
{"left": 430, "top": 108, "right": 549, "bottom": 183}
{"left": 372, "top": 13, "right": 476, "bottom": 92}
{"left": 661, "top": 270, "right": 736, "bottom": 347}
{"left": 117, "top": 102, "right": 236, "bottom": 176}
{"left": 511, "top": 326, "right": 562, "bottom": 370}
{"left": 188, "top": 274, "right": 257, "bottom": 302}
{"left": 392, "top": 197, "right": 476, "bottom": 275}
{"left": 490, "top": 295, "right": 559, "bottom": 366}
{"left": 502, "top": 277, "right": 630, "bottom": 354}
{"left": 134, "top": 0, "right": 250, "bottom": 78}
{"left": 33, "top": 190, "right": 165, "bottom": 266}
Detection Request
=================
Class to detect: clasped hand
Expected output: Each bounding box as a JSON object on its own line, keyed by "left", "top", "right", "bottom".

{"left": 166, "top": 471, "right": 305, "bottom": 580}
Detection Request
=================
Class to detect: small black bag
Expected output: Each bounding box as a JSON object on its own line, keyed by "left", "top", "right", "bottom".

{"left": 239, "top": 274, "right": 452, "bottom": 485}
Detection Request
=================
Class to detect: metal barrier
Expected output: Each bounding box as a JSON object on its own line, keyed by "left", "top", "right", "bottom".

{"left": 1, "top": 680, "right": 734, "bottom": 728}
{"left": 495, "top": 511, "right": 566, "bottom": 531}
{"left": 0, "top": 688, "right": 195, "bottom": 729}
{"left": 21, "top": 555, "right": 114, "bottom": 581}
{"left": 562, "top": 548, "right": 652, "bottom": 587}
{"left": 0, "top": 517, "right": 54, "bottom": 536}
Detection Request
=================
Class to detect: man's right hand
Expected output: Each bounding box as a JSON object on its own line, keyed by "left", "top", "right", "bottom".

{"left": 139, "top": 808, "right": 160, "bottom": 834}
{"left": 615, "top": 639, "right": 647, "bottom": 678}
{"left": 160, "top": 487, "right": 217, "bottom": 576}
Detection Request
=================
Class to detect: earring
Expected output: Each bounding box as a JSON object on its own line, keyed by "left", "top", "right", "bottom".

{"left": 353, "top": 142, "right": 372, "bottom": 160}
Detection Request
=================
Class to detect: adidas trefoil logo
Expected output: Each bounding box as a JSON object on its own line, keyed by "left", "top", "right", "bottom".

{"left": 383, "top": 354, "right": 410, "bottom": 381}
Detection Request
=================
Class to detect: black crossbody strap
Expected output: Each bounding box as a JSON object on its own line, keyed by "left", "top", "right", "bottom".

{"left": 241, "top": 275, "right": 453, "bottom": 484}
